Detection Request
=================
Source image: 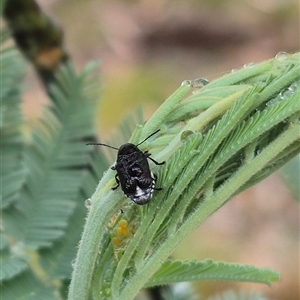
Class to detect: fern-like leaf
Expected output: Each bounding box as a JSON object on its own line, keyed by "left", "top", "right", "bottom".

{"left": 146, "top": 259, "right": 280, "bottom": 288}
{"left": 1, "top": 270, "right": 58, "bottom": 300}
{"left": 0, "top": 234, "right": 27, "bottom": 281}
{"left": 4, "top": 65, "right": 100, "bottom": 249}
{"left": 0, "top": 31, "right": 30, "bottom": 283}
{"left": 11, "top": 63, "right": 100, "bottom": 249}
{"left": 69, "top": 52, "right": 299, "bottom": 300}
{"left": 0, "top": 35, "right": 26, "bottom": 210}
{"left": 39, "top": 147, "right": 110, "bottom": 280}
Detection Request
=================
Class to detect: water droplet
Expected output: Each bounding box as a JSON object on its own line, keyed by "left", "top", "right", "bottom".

{"left": 243, "top": 62, "right": 254, "bottom": 68}
{"left": 231, "top": 68, "right": 238, "bottom": 73}
{"left": 84, "top": 198, "right": 92, "bottom": 209}
{"left": 266, "top": 98, "right": 277, "bottom": 106}
{"left": 181, "top": 80, "right": 191, "bottom": 87}
{"left": 277, "top": 83, "right": 297, "bottom": 101}
{"left": 279, "top": 91, "right": 284, "bottom": 100}
{"left": 180, "top": 130, "right": 195, "bottom": 142}
{"left": 191, "top": 78, "right": 209, "bottom": 94}
{"left": 71, "top": 259, "right": 76, "bottom": 268}
{"left": 275, "top": 51, "right": 288, "bottom": 61}
{"left": 192, "top": 77, "right": 209, "bottom": 87}
{"left": 288, "top": 84, "right": 296, "bottom": 93}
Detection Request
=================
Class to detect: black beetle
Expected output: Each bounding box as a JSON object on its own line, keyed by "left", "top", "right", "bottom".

{"left": 87, "top": 129, "right": 165, "bottom": 205}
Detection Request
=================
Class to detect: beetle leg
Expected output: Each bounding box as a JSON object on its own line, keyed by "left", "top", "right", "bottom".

{"left": 153, "top": 174, "right": 163, "bottom": 190}
{"left": 144, "top": 151, "right": 165, "bottom": 165}
{"left": 154, "top": 186, "right": 163, "bottom": 191}
{"left": 112, "top": 174, "right": 120, "bottom": 190}
{"left": 147, "top": 155, "right": 165, "bottom": 166}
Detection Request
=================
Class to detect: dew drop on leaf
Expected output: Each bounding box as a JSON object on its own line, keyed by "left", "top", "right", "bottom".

{"left": 243, "top": 62, "right": 254, "bottom": 68}
{"left": 71, "top": 259, "right": 76, "bottom": 268}
{"left": 288, "top": 82, "right": 297, "bottom": 93}
{"left": 275, "top": 51, "right": 288, "bottom": 61}
{"left": 180, "top": 130, "right": 195, "bottom": 142}
{"left": 191, "top": 77, "right": 209, "bottom": 94}
{"left": 84, "top": 198, "right": 92, "bottom": 209}
{"left": 181, "top": 79, "right": 191, "bottom": 87}
{"left": 279, "top": 91, "right": 284, "bottom": 100}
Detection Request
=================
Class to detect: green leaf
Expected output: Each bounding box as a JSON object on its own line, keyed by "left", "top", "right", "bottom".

{"left": 0, "top": 234, "right": 28, "bottom": 282}
{"left": 0, "top": 31, "right": 30, "bottom": 283}
{"left": 40, "top": 148, "right": 110, "bottom": 280}
{"left": 169, "top": 85, "right": 251, "bottom": 123}
{"left": 0, "top": 253, "right": 28, "bottom": 282}
{"left": 1, "top": 57, "right": 101, "bottom": 252}
{"left": 38, "top": 199, "right": 87, "bottom": 280}
{"left": 69, "top": 53, "right": 300, "bottom": 300}
{"left": 0, "top": 32, "right": 26, "bottom": 209}
{"left": 146, "top": 259, "right": 280, "bottom": 287}
{"left": 12, "top": 63, "right": 101, "bottom": 249}
{"left": 1, "top": 270, "right": 58, "bottom": 300}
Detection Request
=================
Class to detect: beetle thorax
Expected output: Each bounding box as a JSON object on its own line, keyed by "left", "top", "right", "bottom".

{"left": 118, "top": 143, "right": 140, "bottom": 156}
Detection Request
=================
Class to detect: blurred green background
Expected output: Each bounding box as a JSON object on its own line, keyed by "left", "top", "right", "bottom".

{"left": 22, "top": 0, "right": 299, "bottom": 299}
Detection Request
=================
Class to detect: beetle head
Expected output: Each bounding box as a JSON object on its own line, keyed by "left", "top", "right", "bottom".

{"left": 118, "top": 143, "right": 139, "bottom": 155}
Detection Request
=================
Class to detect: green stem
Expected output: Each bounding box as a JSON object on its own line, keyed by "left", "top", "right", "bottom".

{"left": 68, "top": 189, "right": 120, "bottom": 300}
{"left": 91, "top": 233, "right": 113, "bottom": 299}
{"left": 205, "top": 59, "right": 273, "bottom": 88}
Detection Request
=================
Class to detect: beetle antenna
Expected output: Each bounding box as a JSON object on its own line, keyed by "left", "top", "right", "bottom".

{"left": 86, "top": 129, "right": 160, "bottom": 149}
{"left": 137, "top": 129, "right": 160, "bottom": 146}
{"left": 86, "top": 143, "right": 119, "bottom": 151}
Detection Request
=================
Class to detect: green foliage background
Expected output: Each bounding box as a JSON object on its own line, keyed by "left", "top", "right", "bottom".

{"left": 1, "top": 30, "right": 108, "bottom": 298}
{"left": 1, "top": 2, "right": 299, "bottom": 299}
